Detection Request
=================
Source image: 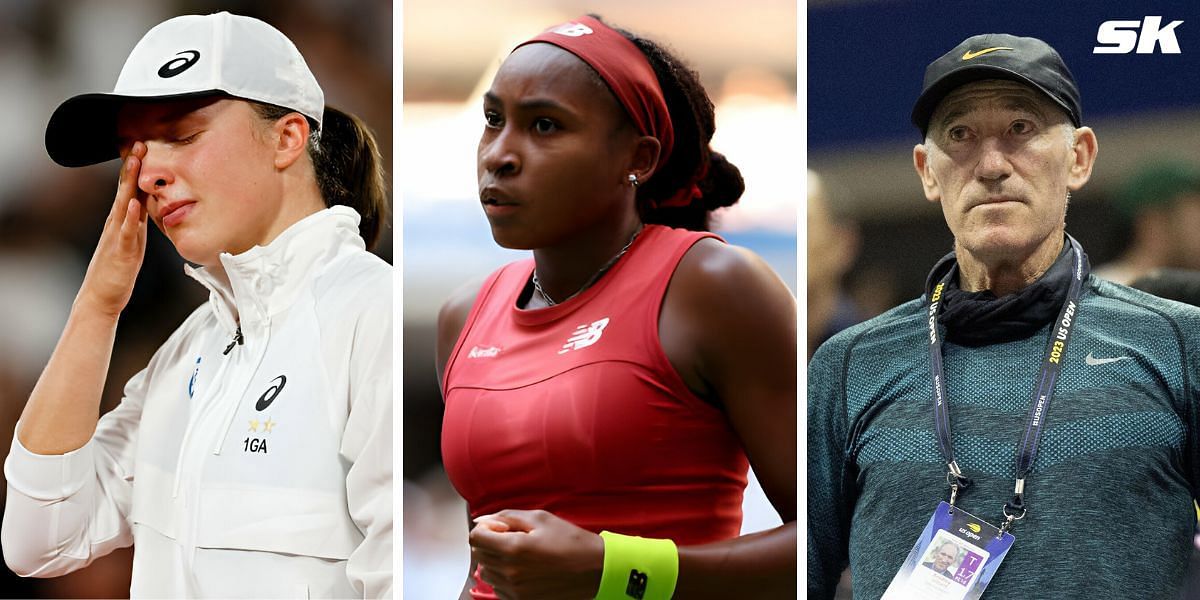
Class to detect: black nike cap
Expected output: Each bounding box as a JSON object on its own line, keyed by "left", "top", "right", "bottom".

{"left": 911, "top": 33, "right": 1082, "bottom": 137}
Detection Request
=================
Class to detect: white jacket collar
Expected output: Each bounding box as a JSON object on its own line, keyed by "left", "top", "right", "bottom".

{"left": 185, "top": 206, "right": 364, "bottom": 327}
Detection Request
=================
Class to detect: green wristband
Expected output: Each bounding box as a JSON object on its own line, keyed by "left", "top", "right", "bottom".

{"left": 596, "top": 531, "right": 679, "bottom": 600}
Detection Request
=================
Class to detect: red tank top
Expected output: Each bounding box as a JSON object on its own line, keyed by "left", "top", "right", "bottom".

{"left": 442, "top": 225, "right": 749, "bottom": 598}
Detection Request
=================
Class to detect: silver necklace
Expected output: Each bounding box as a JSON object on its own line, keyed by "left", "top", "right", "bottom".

{"left": 532, "top": 225, "right": 643, "bottom": 307}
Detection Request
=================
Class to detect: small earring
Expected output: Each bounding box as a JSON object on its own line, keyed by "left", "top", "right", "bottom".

{"left": 628, "top": 173, "right": 639, "bottom": 188}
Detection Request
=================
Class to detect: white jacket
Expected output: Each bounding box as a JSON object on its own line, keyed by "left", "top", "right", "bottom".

{"left": 2, "top": 206, "right": 393, "bottom": 598}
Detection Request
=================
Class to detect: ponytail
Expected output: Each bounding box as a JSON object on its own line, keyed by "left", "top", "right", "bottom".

{"left": 253, "top": 102, "right": 390, "bottom": 249}
{"left": 599, "top": 16, "right": 745, "bottom": 232}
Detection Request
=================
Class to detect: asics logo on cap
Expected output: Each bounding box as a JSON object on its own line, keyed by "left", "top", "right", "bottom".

{"left": 961, "top": 46, "right": 1014, "bottom": 60}
{"left": 158, "top": 50, "right": 200, "bottom": 78}
{"left": 550, "top": 22, "right": 593, "bottom": 37}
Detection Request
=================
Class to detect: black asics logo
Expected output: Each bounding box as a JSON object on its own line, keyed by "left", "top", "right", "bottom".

{"left": 256, "top": 375, "right": 286, "bottom": 411}
{"left": 158, "top": 50, "right": 200, "bottom": 78}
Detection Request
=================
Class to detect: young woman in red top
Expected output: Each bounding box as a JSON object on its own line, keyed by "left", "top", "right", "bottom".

{"left": 437, "top": 15, "right": 796, "bottom": 599}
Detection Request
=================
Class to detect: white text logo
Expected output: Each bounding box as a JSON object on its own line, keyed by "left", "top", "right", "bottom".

{"left": 468, "top": 345, "right": 502, "bottom": 358}
{"left": 551, "top": 23, "right": 593, "bottom": 37}
{"left": 1094, "top": 16, "right": 1183, "bottom": 54}
{"left": 559, "top": 317, "right": 610, "bottom": 354}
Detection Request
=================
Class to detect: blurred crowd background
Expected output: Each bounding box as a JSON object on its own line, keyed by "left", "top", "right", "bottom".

{"left": 0, "top": 0, "right": 390, "bottom": 597}
{"left": 809, "top": 2, "right": 1200, "bottom": 598}
{"left": 402, "top": 0, "right": 796, "bottom": 596}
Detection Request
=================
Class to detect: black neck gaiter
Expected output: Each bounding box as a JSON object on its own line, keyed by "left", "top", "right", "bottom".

{"left": 923, "top": 239, "right": 1090, "bottom": 346}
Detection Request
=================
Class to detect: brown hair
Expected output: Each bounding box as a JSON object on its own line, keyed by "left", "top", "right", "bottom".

{"left": 253, "top": 103, "right": 390, "bottom": 249}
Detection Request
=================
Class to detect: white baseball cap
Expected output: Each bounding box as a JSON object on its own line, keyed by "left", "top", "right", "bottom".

{"left": 46, "top": 12, "right": 324, "bottom": 167}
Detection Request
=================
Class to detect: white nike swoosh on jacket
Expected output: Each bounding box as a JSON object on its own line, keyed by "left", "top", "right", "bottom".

{"left": 2, "top": 206, "right": 393, "bottom": 598}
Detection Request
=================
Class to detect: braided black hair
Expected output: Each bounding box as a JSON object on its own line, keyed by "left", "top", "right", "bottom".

{"left": 597, "top": 15, "right": 745, "bottom": 232}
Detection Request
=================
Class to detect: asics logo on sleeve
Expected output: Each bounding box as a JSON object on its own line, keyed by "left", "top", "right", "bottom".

{"left": 1084, "top": 352, "right": 1131, "bottom": 366}
{"left": 559, "top": 317, "right": 610, "bottom": 354}
{"left": 255, "top": 375, "right": 287, "bottom": 411}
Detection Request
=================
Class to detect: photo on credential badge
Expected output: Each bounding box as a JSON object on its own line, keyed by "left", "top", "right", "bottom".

{"left": 808, "top": 1, "right": 1200, "bottom": 600}
{"left": 0, "top": 1, "right": 391, "bottom": 598}
{"left": 402, "top": 0, "right": 797, "bottom": 598}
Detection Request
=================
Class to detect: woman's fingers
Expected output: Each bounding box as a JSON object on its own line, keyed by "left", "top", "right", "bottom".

{"left": 118, "top": 197, "right": 147, "bottom": 253}
{"left": 77, "top": 141, "right": 150, "bottom": 317}
{"left": 111, "top": 146, "right": 142, "bottom": 222}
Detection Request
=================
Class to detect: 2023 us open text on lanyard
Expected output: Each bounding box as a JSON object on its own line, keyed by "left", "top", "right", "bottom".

{"left": 926, "top": 237, "right": 1086, "bottom": 535}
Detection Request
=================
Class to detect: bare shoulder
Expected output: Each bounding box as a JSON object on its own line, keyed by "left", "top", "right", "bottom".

{"left": 670, "top": 237, "right": 795, "bottom": 311}
{"left": 666, "top": 239, "right": 798, "bottom": 518}
{"left": 436, "top": 276, "right": 488, "bottom": 386}
{"left": 661, "top": 237, "right": 796, "bottom": 400}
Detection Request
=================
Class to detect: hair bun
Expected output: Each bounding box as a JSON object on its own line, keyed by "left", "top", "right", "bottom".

{"left": 699, "top": 151, "right": 744, "bottom": 211}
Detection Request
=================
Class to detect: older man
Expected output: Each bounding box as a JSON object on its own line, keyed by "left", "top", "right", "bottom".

{"left": 808, "top": 34, "right": 1200, "bottom": 598}
{"left": 921, "top": 541, "right": 960, "bottom": 579}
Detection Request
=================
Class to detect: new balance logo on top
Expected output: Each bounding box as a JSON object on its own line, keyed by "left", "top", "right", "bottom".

{"left": 551, "top": 22, "right": 593, "bottom": 37}
{"left": 559, "top": 317, "right": 610, "bottom": 354}
{"left": 1094, "top": 17, "right": 1184, "bottom": 54}
{"left": 468, "top": 345, "right": 502, "bottom": 359}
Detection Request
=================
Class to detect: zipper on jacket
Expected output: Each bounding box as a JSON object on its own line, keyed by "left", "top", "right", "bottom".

{"left": 222, "top": 326, "right": 244, "bottom": 355}
{"left": 214, "top": 320, "right": 272, "bottom": 454}
{"left": 172, "top": 347, "right": 236, "bottom": 498}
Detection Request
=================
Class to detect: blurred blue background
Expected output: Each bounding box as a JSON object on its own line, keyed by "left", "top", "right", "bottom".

{"left": 808, "top": 0, "right": 1200, "bottom": 328}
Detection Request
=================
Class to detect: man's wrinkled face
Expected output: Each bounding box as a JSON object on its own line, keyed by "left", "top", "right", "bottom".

{"left": 915, "top": 80, "right": 1082, "bottom": 263}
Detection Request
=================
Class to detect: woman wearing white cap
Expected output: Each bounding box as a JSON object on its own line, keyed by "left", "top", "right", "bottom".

{"left": 1, "top": 12, "right": 392, "bottom": 598}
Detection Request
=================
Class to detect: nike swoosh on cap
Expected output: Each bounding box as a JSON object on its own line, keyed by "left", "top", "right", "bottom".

{"left": 961, "top": 47, "right": 1015, "bottom": 60}
{"left": 1084, "top": 352, "right": 1131, "bottom": 366}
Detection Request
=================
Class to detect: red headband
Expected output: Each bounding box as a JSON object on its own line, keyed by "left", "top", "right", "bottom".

{"left": 515, "top": 17, "right": 700, "bottom": 208}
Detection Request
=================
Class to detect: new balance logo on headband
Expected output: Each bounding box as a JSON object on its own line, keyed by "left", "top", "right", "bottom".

{"left": 550, "top": 22, "right": 593, "bottom": 37}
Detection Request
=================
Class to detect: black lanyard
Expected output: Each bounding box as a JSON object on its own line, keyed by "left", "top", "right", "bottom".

{"left": 926, "top": 236, "right": 1086, "bottom": 533}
